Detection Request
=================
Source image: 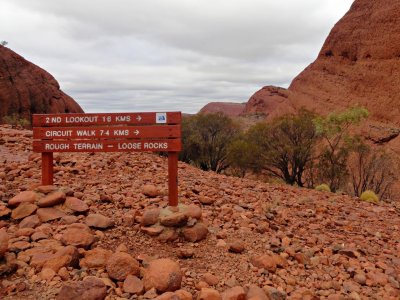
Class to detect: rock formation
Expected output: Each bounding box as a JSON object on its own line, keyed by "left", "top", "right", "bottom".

{"left": 0, "top": 45, "right": 83, "bottom": 123}
{"left": 243, "top": 86, "right": 295, "bottom": 119}
{"left": 289, "top": 0, "right": 400, "bottom": 125}
{"left": 199, "top": 102, "right": 246, "bottom": 117}
{"left": 202, "top": 0, "right": 400, "bottom": 135}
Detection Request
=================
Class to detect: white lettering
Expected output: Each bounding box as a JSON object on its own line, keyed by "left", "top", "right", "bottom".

{"left": 65, "top": 116, "right": 98, "bottom": 123}
{"left": 113, "top": 129, "right": 129, "bottom": 136}
{"left": 44, "top": 143, "right": 70, "bottom": 150}
{"left": 144, "top": 142, "right": 168, "bottom": 150}
{"left": 76, "top": 130, "right": 96, "bottom": 137}
{"left": 117, "top": 142, "right": 142, "bottom": 150}
{"left": 73, "top": 143, "right": 103, "bottom": 150}
{"left": 116, "top": 116, "right": 131, "bottom": 122}
{"left": 45, "top": 130, "right": 72, "bottom": 137}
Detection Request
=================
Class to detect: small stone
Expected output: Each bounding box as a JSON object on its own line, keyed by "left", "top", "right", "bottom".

{"left": 160, "top": 212, "right": 188, "bottom": 227}
{"left": 37, "top": 191, "right": 66, "bottom": 207}
{"left": 43, "top": 246, "right": 79, "bottom": 272}
{"left": 143, "top": 288, "right": 158, "bottom": 299}
{"left": 16, "top": 227, "right": 35, "bottom": 237}
{"left": 183, "top": 204, "right": 202, "bottom": 220}
{"left": 61, "top": 224, "right": 95, "bottom": 249}
{"left": 19, "top": 215, "right": 41, "bottom": 228}
{"left": 354, "top": 273, "right": 366, "bottom": 285}
{"left": 40, "top": 268, "right": 56, "bottom": 281}
{"left": 56, "top": 276, "right": 107, "bottom": 300}
{"left": 198, "top": 196, "right": 215, "bottom": 205}
{"left": 182, "top": 222, "right": 208, "bottom": 242}
{"left": 141, "top": 208, "right": 161, "bottom": 226}
{"left": 264, "top": 287, "right": 286, "bottom": 300}
{"left": 156, "top": 291, "right": 181, "bottom": 300}
{"left": 31, "top": 231, "right": 49, "bottom": 241}
{"left": 250, "top": 255, "right": 277, "bottom": 273}
{"left": 11, "top": 203, "right": 37, "bottom": 219}
{"left": 198, "top": 288, "right": 222, "bottom": 300}
{"left": 228, "top": 241, "right": 245, "bottom": 253}
{"left": 65, "top": 197, "right": 89, "bottom": 213}
{"left": 36, "top": 185, "right": 58, "bottom": 194}
{"left": 106, "top": 252, "right": 140, "bottom": 281}
{"left": 202, "top": 273, "right": 219, "bottom": 286}
{"left": 177, "top": 247, "right": 195, "bottom": 259}
{"left": 85, "top": 213, "right": 114, "bottom": 229}
{"left": 143, "top": 258, "right": 182, "bottom": 293}
{"left": 116, "top": 243, "right": 129, "bottom": 253}
{"left": 37, "top": 207, "right": 66, "bottom": 222}
{"left": 123, "top": 275, "right": 144, "bottom": 295}
{"left": 221, "top": 286, "right": 246, "bottom": 300}
{"left": 61, "top": 215, "right": 78, "bottom": 224}
{"left": 0, "top": 228, "right": 9, "bottom": 258}
{"left": 0, "top": 205, "right": 11, "bottom": 217}
{"left": 80, "top": 247, "right": 112, "bottom": 269}
{"left": 246, "top": 285, "right": 268, "bottom": 300}
{"left": 141, "top": 225, "right": 164, "bottom": 236}
{"left": 175, "top": 290, "right": 193, "bottom": 300}
{"left": 8, "top": 191, "right": 38, "bottom": 207}
{"left": 142, "top": 184, "right": 159, "bottom": 197}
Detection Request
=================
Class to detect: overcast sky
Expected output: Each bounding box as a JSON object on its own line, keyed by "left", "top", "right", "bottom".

{"left": 0, "top": 0, "right": 353, "bottom": 113}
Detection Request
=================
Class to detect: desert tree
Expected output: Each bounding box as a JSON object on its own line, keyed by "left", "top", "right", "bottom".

{"left": 348, "top": 138, "right": 398, "bottom": 200}
{"left": 180, "top": 112, "right": 240, "bottom": 173}
{"left": 246, "top": 109, "right": 318, "bottom": 186}
{"left": 313, "top": 106, "right": 369, "bottom": 192}
{"left": 226, "top": 137, "right": 255, "bottom": 178}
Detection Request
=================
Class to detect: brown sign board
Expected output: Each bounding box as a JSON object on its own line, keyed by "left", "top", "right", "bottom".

{"left": 33, "top": 139, "right": 182, "bottom": 153}
{"left": 32, "top": 112, "right": 181, "bottom": 127}
{"left": 32, "top": 111, "right": 182, "bottom": 206}
{"left": 33, "top": 125, "right": 181, "bottom": 140}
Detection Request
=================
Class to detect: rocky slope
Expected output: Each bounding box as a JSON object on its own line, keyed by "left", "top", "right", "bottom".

{"left": 0, "top": 46, "right": 83, "bottom": 123}
{"left": 0, "top": 125, "right": 399, "bottom": 299}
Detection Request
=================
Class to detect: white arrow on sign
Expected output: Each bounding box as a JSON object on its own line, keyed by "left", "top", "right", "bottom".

{"left": 136, "top": 115, "right": 142, "bottom": 121}
{"left": 134, "top": 130, "right": 140, "bottom": 136}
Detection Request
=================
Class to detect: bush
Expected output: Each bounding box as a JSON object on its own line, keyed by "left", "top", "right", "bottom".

{"left": 315, "top": 184, "right": 331, "bottom": 192}
{"left": 313, "top": 106, "right": 369, "bottom": 192}
{"left": 246, "top": 109, "right": 318, "bottom": 186}
{"left": 348, "top": 139, "right": 397, "bottom": 200}
{"left": 360, "top": 190, "right": 379, "bottom": 203}
{"left": 2, "top": 114, "right": 31, "bottom": 128}
{"left": 179, "top": 113, "right": 240, "bottom": 173}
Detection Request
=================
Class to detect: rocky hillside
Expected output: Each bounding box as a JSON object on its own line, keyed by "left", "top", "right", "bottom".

{"left": 0, "top": 46, "right": 83, "bottom": 123}
{"left": 0, "top": 125, "right": 399, "bottom": 299}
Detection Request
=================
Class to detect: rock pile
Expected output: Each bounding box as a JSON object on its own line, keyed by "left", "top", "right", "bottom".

{"left": 0, "top": 125, "right": 399, "bottom": 299}
{"left": 140, "top": 204, "right": 208, "bottom": 243}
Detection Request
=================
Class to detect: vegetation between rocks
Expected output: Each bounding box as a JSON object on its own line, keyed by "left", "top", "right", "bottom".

{"left": 180, "top": 107, "right": 398, "bottom": 201}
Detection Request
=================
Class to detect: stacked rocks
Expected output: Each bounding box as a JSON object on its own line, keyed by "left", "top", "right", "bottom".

{"left": 140, "top": 204, "right": 208, "bottom": 243}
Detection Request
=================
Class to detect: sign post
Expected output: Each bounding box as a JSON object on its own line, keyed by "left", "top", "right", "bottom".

{"left": 32, "top": 112, "right": 182, "bottom": 206}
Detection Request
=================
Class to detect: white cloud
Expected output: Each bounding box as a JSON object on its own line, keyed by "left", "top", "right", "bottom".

{"left": 0, "top": 0, "right": 353, "bottom": 113}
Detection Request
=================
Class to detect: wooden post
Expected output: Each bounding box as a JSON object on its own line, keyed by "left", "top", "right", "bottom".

{"left": 41, "top": 152, "right": 54, "bottom": 185}
{"left": 168, "top": 151, "right": 179, "bottom": 206}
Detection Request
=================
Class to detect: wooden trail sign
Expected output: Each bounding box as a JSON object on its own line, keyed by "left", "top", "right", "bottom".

{"left": 32, "top": 112, "right": 182, "bottom": 206}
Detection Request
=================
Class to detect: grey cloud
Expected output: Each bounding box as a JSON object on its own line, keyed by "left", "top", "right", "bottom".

{"left": 0, "top": 0, "right": 353, "bottom": 113}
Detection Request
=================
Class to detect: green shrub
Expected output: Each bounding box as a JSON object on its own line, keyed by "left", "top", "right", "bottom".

{"left": 315, "top": 184, "right": 331, "bottom": 192}
{"left": 360, "top": 190, "right": 379, "bottom": 203}
{"left": 2, "top": 114, "right": 30, "bottom": 128}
